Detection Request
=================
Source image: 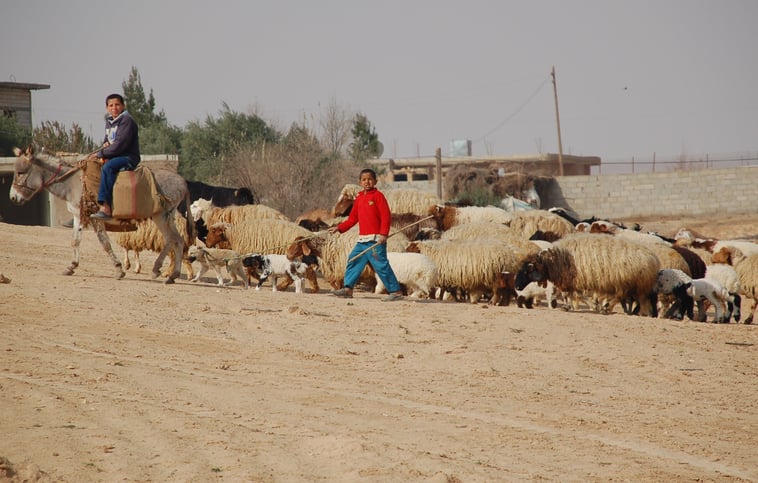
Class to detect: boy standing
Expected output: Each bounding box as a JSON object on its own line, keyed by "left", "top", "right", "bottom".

{"left": 329, "top": 169, "right": 404, "bottom": 301}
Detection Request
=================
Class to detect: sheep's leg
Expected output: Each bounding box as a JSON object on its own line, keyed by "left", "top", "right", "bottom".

{"left": 745, "top": 298, "right": 756, "bottom": 324}
{"left": 122, "top": 249, "right": 131, "bottom": 271}
{"left": 294, "top": 277, "right": 303, "bottom": 294}
{"left": 732, "top": 294, "right": 742, "bottom": 322}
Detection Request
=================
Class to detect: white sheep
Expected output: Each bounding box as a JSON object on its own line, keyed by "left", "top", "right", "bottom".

{"left": 505, "top": 210, "right": 576, "bottom": 239}
{"left": 440, "top": 222, "right": 540, "bottom": 258}
{"left": 427, "top": 204, "right": 514, "bottom": 231}
{"left": 405, "top": 238, "right": 526, "bottom": 304}
{"left": 705, "top": 264, "right": 742, "bottom": 322}
{"left": 118, "top": 211, "right": 196, "bottom": 279}
{"left": 191, "top": 198, "right": 289, "bottom": 225}
{"left": 515, "top": 233, "right": 660, "bottom": 316}
{"left": 384, "top": 189, "right": 443, "bottom": 217}
{"left": 374, "top": 252, "right": 438, "bottom": 298}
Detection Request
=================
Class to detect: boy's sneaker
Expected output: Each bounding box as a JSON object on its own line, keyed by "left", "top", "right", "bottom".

{"left": 331, "top": 288, "right": 353, "bottom": 298}
{"left": 382, "top": 293, "right": 404, "bottom": 302}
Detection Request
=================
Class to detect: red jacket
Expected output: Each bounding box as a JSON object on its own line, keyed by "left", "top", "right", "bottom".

{"left": 337, "top": 188, "right": 391, "bottom": 236}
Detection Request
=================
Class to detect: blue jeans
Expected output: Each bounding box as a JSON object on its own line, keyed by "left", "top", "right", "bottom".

{"left": 98, "top": 156, "right": 137, "bottom": 206}
{"left": 343, "top": 241, "right": 401, "bottom": 293}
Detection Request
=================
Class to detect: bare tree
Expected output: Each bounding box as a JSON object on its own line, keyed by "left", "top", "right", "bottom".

{"left": 224, "top": 124, "right": 359, "bottom": 220}
{"left": 318, "top": 97, "right": 353, "bottom": 159}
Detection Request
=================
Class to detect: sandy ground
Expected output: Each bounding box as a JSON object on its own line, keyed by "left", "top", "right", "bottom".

{"left": 1, "top": 215, "right": 757, "bottom": 482}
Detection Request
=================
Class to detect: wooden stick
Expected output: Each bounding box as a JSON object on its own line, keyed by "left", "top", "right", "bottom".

{"left": 347, "top": 214, "right": 434, "bottom": 263}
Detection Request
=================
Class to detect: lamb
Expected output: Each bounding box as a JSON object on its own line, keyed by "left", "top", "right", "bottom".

{"left": 241, "top": 254, "right": 313, "bottom": 293}
{"left": 515, "top": 233, "right": 660, "bottom": 316}
{"left": 684, "top": 278, "right": 731, "bottom": 323}
{"left": 654, "top": 268, "right": 693, "bottom": 320}
{"left": 373, "top": 252, "right": 438, "bottom": 298}
{"left": 427, "top": 204, "right": 514, "bottom": 231}
{"left": 405, "top": 238, "right": 526, "bottom": 304}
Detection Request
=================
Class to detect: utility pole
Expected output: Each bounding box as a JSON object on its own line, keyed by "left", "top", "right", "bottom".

{"left": 551, "top": 65, "right": 564, "bottom": 176}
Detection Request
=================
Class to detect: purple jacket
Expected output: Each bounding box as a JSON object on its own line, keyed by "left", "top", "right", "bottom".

{"left": 98, "top": 110, "right": 140, "bottom": 164}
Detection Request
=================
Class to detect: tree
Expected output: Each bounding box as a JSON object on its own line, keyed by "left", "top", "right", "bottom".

{"left": 122, "top": 66, "right": 165, "bottom": 128}
{"left": 32, "top": 121, "right": 95, "bottom": 154}
{"left": 179, "top": 103, "right": 280, "bottom": 182}
{"left": 318, "top": 97, "right": 353, "bottom": 159}
{"left": 0, "top": 115, "right": 31, "bottom": 155}
{"left": 227, "top": 121, "right": 359, "bottom": 220}
{"left": 348, "top": 113, "right": 382, "bottom": 162}
{"left": 121, "top": 66, "right": 181, "bottom": 155}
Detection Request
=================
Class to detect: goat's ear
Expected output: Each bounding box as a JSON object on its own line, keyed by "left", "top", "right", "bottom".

{"left": 301, "top": 242, "right": 312, "bottom": 256}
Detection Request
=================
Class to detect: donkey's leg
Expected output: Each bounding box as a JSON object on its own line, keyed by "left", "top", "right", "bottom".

{"left": 63, "top": 221, "right": 83, "bottom": 276}
{"left": 152, "top": 214, "right": 183, "bottom": 284}
{"left": 92, "top": 221, "right": 126, "bottom": 279}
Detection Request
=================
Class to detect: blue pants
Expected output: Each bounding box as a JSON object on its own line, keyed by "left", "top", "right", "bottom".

{"left": 98, "top": 156, "right": 137, "bottom": 206}
{"left": 344, "top": 241, "right": 401, "bottom": 293}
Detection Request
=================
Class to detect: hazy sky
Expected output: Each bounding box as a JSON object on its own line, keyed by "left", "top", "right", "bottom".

{"left": 3, "top": 0, "right": 756, "bottom": 162}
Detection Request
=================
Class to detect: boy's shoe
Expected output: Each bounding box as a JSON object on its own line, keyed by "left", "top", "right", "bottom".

{"left": 382, "top": 293, "right": 404, "bottom": 302}
{"left": 90, "top": 210, "right": 112, "bottom": 220}
{"left": 331, "top": 288, "right": 353, "bottom": 298}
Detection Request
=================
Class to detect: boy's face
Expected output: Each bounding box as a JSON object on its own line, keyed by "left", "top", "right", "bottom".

{"left": 106, "top": 98, "right": 125, "bottom": 118}
{"left": 359, "top": 172, "right": 377, "bottom": 191}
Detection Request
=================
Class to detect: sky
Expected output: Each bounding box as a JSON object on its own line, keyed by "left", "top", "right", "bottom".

{"left": 3, "top": 0, "right": 757, "bottom": 164}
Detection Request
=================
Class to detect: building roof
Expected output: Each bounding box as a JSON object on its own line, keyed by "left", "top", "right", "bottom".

{"left": 0, "top": 81, "right": 51, "bottom": 91}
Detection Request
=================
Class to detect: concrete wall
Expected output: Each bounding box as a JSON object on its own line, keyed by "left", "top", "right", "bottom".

{"left": 381, "top": 165, "right": 758, "bottom": 221}
{"left": 542, "top": 166, "right": 757, "bottom": 220}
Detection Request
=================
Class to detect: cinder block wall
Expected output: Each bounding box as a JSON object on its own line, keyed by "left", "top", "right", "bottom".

{"left": 542, "top": 166, "right": 758, "bottom": 220}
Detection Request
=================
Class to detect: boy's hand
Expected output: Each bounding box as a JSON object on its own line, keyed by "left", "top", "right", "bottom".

{"left": 328, "top": 226, "right": 340, "bottom": 234}
{"left": 376, "top": 235, "right": 387, "bottom": 244}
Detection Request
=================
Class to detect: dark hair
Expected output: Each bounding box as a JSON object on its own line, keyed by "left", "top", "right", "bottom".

{"left": 105, "top": 93, "right": 124, "bottom": 105}
{"left": 359, "top": 168, "right": 377, "bottom": 179}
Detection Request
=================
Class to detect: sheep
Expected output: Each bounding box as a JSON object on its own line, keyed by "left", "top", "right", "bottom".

{"left": 205, "top": 218, "right": 311, "bottom": 255}
{"left": 191, "top": 198, "right": 289, "bottom": 227}
{"left": 285, "top": 228, "right": 411, "bottom": 290}
{"left": 295, "top": 208, "right": 334, "bottom": 232}
{"left": 515, "top": 233, "right": 660, "bottom": 316}
{"left": 427, "top": 204, "right": 514, "bottom": 231}
{"left": 373, "top": 252, "right": 438, "bottom": 298}
{"left": 711, "top": 246, "right": 758, "bottom": 324}
{"left": 405, "top": 238, "right": 526, "bottom": 304}
{"left": 505, "top": 210, "right": 576, "bottom": 239}
{"left": 384, "top": 189, "right": 443, "bottom": 217}
{"left": 705, "top": 263, "right": 742, "bottom": 322}
{"left": 118, "top": 211, "right": 196, "bottom": 279}
{"left": 390, "top": 212, "right": 438, "bottom": 241}
{"left": 439, "top": 222, "right": 540, "bottom": 258}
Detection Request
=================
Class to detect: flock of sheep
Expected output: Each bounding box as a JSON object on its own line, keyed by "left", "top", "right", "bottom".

{"left": 115, "top": 182, "right": 758, "bottom": 324}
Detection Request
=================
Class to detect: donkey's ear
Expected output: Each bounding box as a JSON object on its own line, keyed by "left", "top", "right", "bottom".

{"left": 26, "top": 144, "right": 34, "bottom": 155}
{"left": 13, "top": 147, "right": 22, "bottom": 156}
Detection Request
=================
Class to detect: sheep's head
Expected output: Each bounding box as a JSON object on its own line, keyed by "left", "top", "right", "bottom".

{"left": 286, "top": 236, "right": 319, "bottom": 260}
{"left": 190, "top": 198, "right": 213, "bottom": 222}
{"left": 205, "top": 222, "right": 231, "bottom": 248}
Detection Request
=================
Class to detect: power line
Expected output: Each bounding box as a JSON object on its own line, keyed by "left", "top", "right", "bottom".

{"left": 472, "top": 75, "right": 551, "bottom": 143}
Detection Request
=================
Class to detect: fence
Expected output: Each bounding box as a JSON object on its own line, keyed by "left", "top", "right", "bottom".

{"left": 592, "top": 151, "right": 758, "bottom": 175}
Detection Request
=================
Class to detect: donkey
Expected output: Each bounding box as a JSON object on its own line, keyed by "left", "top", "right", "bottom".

{"left": 9, "top": 145, "right": 194, "bottom": 283}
